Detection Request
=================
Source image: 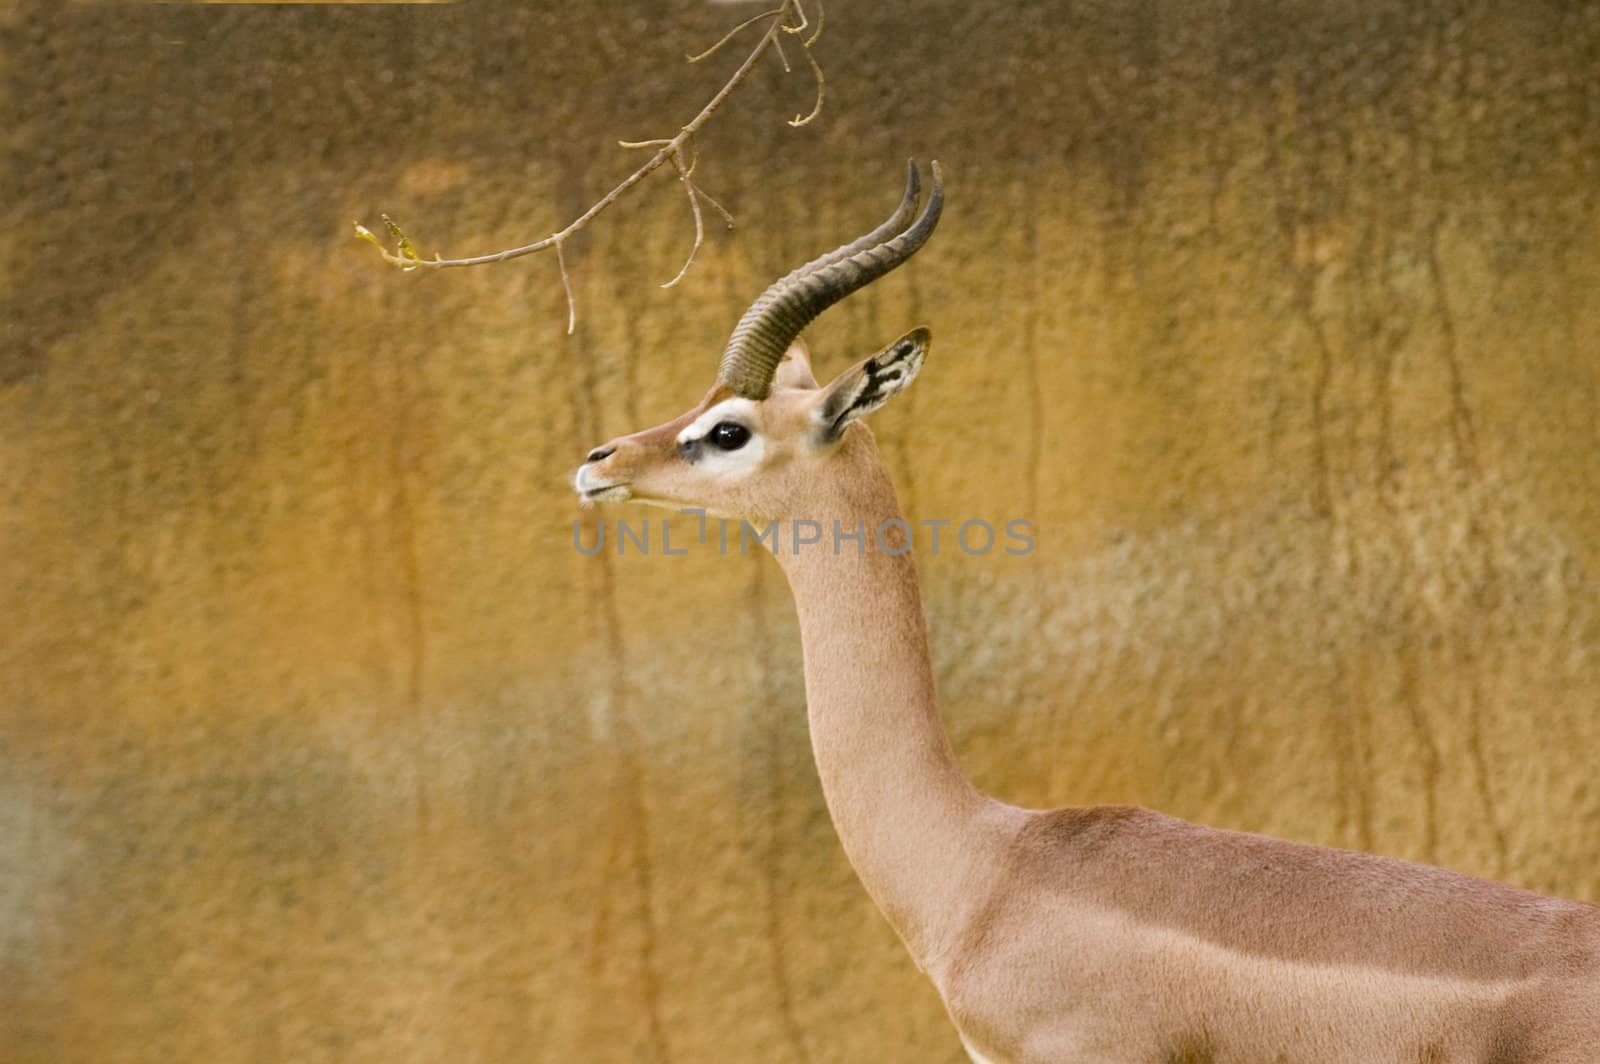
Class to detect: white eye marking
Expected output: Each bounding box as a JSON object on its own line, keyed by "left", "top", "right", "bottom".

{"left": 675, "top": 400, "right": 767, "bottom": 478}
{"left": 677, "top": 398, "right": 762, "bottom": 445}
{"left": 695, "top": 430, "right": 766, "bottom": 478}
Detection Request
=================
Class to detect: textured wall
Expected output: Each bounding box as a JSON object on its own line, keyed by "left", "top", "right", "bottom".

{"left": 3, "top": 1, "right": 1599, "bottom": 1061}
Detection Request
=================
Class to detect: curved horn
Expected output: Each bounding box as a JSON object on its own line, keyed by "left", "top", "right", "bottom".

{"left": 718, "top": 160, "right": 944, "bottom": 400}
{"left": 772, "top": 160, "right": 921, "bottom": 288}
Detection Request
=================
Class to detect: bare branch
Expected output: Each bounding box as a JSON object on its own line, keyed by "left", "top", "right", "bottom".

{"left": 803, "top": 0, "right": 824, "bottom": 47}
{"left": 789, "top": 40, "right": 826, "bottom": 128}
{"left": 788, "top": 2, "right": 809, "bottom": 35}
{"left": 556, "top": 239, "right": 576, "bottom": 336}
{"left": 677, "top": 131, "right": 700, "bottom": 176}
{"left": 783, "top": 0, "right": 809, "bottom": 37}
{"left": 355, "top": 0, "right": 829, "bottom": 329}
{"left": 660, "top": 155, "right": 706, "bottom": 289}
{"left": 772, "top": 36, "right": 792, "bottom": 73}
{"left": 685, "top": 7, "right": 782, "bottom": 64}
{"left": 698, "top": 184, "right": 737, "bottom": 230}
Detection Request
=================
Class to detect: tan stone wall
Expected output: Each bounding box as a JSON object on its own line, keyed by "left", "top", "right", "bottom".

{"left": 3, "top": 1, "right": 1598, "bottom": 1060}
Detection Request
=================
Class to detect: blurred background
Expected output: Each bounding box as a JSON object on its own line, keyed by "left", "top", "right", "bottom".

{"left": 3, "top": 0, "right": 1598, "bottom": 1060}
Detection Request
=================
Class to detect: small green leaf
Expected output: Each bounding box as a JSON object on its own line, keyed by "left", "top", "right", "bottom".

{"left": 353, "top": 222, "right": 383, "bottom": 248}
{"left": 382, "top": 213, "right": 420, "bottom": 262}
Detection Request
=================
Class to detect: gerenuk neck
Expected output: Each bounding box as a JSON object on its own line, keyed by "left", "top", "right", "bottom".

{"left": 770, "top": 426, "right": 1010, "bottom": 971}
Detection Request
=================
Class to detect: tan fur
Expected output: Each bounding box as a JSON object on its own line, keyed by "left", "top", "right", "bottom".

{"left": 576, "top": 340, "right": 1600, "bottom": 1063}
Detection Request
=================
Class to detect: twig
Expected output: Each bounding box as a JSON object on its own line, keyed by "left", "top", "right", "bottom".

{"left": 697, "top": 184, "right": 736, "bottom": 229}
{"left": 789, "top": 40, "right": 825, "bottom": 127}
{"left": 785, "top": 0, "right": 823, "bottom": 125}
{"left": 556, "top": 239, "right": 576, "bottom": 335}
{"left": 784, "top": 0, "right": 810, "bottom": 38}
{"left": 802, "top": 0, "right": 824, "bottom": 48}
{"left": 355, "top": 0, "right": 827, "bottom": 313}
{"left": 661, "top": 153, "right": 706, "bottom": 289}
{"left": 685, "top": 7, "right": 782, "bottom": 64}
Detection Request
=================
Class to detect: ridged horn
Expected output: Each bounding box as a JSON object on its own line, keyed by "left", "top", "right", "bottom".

{"left": 717, "top": 160, "right": 944, "bottom": 400}
{"left": 771, "top": 160, "right": 921, "bottom": 290}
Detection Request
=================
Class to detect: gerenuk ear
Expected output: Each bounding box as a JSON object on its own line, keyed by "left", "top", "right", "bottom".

{"left": 774, "top": 337, "right": 819, "bottom": 391}
{"left": 813, "top": 328, "right": 930, "bottom": 443}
